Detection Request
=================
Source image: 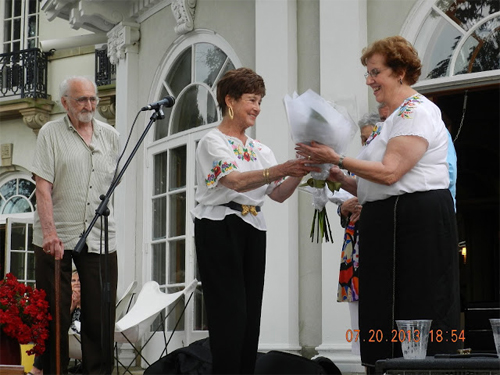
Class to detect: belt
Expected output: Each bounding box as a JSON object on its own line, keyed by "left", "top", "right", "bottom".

{"left": 222, "top": 201, "right": 261, "bottom": 216}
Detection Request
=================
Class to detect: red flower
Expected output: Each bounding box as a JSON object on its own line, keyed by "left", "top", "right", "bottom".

{"left": 0, "top": 273, "right": 51, "bottom": 356}
{"left": 213, "top": 165, "right": 221, "bottom": 178}
{"left": 243, "top": 151, "right": 250, "bottom": 161}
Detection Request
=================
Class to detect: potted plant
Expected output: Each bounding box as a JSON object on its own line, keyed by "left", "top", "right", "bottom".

{"left": 0, "top": 273, "right": 51, "bottom": 364}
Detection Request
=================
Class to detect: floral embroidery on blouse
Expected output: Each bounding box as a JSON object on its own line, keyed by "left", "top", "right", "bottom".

{"left": 205, "top": 160, "right": 237, "bottom": 187}
{"left": 228, "top": 139, "right": 257, "bottom": 162}
{"left": 364, "top": 123, "right": 383, "bottom": 146}
{"left": 397, "top": 95, "right": 423, "bottom": 119}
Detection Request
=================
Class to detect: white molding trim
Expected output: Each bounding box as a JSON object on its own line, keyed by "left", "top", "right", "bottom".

{"left": 107, "top": 22, "right": 141, "bottom": 64}
{"left": 134, "top": 0, "right": 171, "bottom": 24}
{"left": 171, "top": 0, "right": 197, "bottom": 35}
{"left": 400, "top": 0, "right": 435, "bottom": 43}
{"left": 414, "top": 70, "right": 500, "bottom": 93}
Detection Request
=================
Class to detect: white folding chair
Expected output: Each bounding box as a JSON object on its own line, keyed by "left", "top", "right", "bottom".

{"left": 68, "top": 330, "right": 82, "bottom": 361}
{"left": 67, "top": 281, "right": 138, "bottom": 368}
{"left": 114, "top": 279, "right": 198, "bottom": 374}
{"left": 116, "top": 281, "right": 138, "bottom": 321}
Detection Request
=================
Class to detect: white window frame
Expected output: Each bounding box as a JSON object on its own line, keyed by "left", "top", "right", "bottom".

{"left": 401, "top": 0, "right": 500, "bottom": 92}
{"left": 1, "top": 0, "right": 40, "bottom": 53}
{"left": 5, "top": 216, "right": 34, "bottom": 284}
{"left": 0, "top": 172, "right": 36, "bottom": 282}
{"left": 142, "top": 29, "right": 241, "bottom": 358}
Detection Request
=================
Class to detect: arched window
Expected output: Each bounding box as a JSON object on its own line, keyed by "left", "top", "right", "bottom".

{"left": 154, "top": 42, "right": 235, "bottom": 140}
{"left": 406, "top": 0, "right": 499, "bottom": 81}
{"left": 0, "top": 175, "right": 36, "bottom": 285}
{"left": 0, "top": 177, "right": 35, "bottom": 214}
{"left": 145, "top": 30, "right": 240, "bottom": 348}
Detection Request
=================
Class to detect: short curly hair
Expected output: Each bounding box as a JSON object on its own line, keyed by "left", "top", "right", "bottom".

{"left": 358, "top": 111, "right": 380, "bottom": 130}
{"left": 216, "top": 67, "right": 266, "bottom": 116}
{"left": 360, "top": 36, "right": 422, "bottom": 85}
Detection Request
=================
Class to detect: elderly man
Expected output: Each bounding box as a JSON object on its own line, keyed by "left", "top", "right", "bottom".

{"left": 32, "top": 76, "right": 119, "bottom": 374}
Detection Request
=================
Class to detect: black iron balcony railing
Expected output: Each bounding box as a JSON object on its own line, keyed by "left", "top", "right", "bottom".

{"left": 0, "top": 48, "right": 48, "bottom": 99}
{"left": 0, "top": 47, "right": 115, "bottom": 102}
{"left": 95, "top": 48, "right": 116, "bottom": 87}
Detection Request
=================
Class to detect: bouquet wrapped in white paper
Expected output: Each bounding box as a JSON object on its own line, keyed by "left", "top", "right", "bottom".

{"left": 284, "top": 89, "right": 357, "bottom": 242}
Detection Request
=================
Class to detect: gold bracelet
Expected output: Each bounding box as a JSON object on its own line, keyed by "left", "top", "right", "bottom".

{"left": 263, "top": 168, "right": 270, "bottom": 184}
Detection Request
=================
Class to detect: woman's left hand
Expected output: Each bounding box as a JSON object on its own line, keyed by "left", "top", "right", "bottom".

{"left": 295, "top": 141, "right": 339, "bottom": 164}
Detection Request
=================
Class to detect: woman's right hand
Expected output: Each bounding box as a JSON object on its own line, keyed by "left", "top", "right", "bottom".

{"left": 280, "top": 158, "right": 320, "bottom": 178}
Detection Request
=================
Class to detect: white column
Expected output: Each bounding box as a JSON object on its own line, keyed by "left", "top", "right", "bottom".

{"left": 316, "top": 0, "right": 367, "bottom": 372}
{"left": 107, "top": 22, "right": 141, "bottom": 298}
{"left": 255, "top": 0, "right": 301, "bottom": 352}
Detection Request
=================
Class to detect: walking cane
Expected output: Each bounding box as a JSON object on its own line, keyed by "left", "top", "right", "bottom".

{"left": 55, "top": 259, "right": 61, "bottom": 375}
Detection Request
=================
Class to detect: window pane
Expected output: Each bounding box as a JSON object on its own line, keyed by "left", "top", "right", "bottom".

{"left": 18, "top": 179, "right": 35, "bottom": 197}
{"left": 152, "top": 196, "right": 166, "bottom": 240}
{"left": 5, "top": 1, "right": 12, "bottom": 17}
{"left": 415, "top": 9, "right": 462, "bottom": 79}
{"left": 28, "top": 15, "right": 37, "bottom": 37}
{"left": 13, "top": 0, "right": 21, "bottom": 16}
{"left": 11, "top": 223, "right": 26, "bottom": 249}
{"left": 27, "top": 252, "right": 35, "bottom": 280}
{"left": 169, "top": 146, "right": 186, "bottom": 190}
{"left": 28, "top": 224, "right": 33, "bottom": 250}
{"left": 169, "top": 193, "right": 186, "bottom": 237}
{"left": 455, "top": 17, "right": 500, "bottom": 74}
{"left": 152, "top": 242, "right": 166, "bottom": 285}
{"left": 13, "top": 19, "right": 21, "bottom": 40}
{"left": 0, "top": 179, "right": 16, "bottom": 199}
{"left": 436, "top": 0, "right": 498, "bottom": 32}
{"left": 10, "top": 252, "right": 25, "bottom": 278}
{"left": 195, "top": 43, "right": 227, "bottom": 87}
{"left": 154, "top": 152, "right": 167, "bottom": 195}
{"left": 28, "top": 0, "right": 38, "bottom": 14}
{"left": 168, "top": 239, "right": 185, "bottom": 284}
{"left": 220, "top": 60, "right": 236, "bottom": 79}
{"left": 171, "top": 85, "right": 218, "bottom": 134}
{"left": 4, "top": 20, "right": 12, "bottom": 41}
{"left": 167, "top": 47, "right": 192, "bottom": 98}
{"left": 2, "top": 196, "right": 32, "bottom": 214}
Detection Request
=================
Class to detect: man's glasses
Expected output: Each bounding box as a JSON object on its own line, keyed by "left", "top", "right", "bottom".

{"left": 364, "top": 68, "right": 389, "bottom": 79}
{"left": 65, "top": 95, "right": 100, "bottom": 105}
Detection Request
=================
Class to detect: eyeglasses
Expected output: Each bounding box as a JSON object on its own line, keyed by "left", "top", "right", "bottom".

{"left": 65, "top": 95, "right": 100, "bottom": 105}
{"left": 364, "top": 68, "right": 389, "bottom": 79}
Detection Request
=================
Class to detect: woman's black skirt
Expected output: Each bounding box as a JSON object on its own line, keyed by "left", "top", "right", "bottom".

{"left": 358, "top": 189, "right": 461, "bottom": 368}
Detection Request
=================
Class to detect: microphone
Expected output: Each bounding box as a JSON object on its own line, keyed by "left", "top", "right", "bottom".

{"left": 141, "top": 96, "right": 175, "bottom": 111}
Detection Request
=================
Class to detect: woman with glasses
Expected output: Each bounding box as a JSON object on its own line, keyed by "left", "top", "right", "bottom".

{"left": 296, "top": 36, "right": 460, "bottom": 373}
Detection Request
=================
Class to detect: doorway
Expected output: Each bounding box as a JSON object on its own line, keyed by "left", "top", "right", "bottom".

{"left": 429, "top": 85, "right": 500, "bottom": 352}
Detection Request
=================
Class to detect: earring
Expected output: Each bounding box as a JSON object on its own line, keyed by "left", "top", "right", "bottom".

{"left": 228, "top": 107, "right": 234, "bottom": 120}
{"left": 399, "top": 78, "right": 403, "bottom": 85}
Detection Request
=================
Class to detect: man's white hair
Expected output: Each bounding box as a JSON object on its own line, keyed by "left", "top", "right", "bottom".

{"left": 59, "top": 76, "right": 97, "bottom": 98}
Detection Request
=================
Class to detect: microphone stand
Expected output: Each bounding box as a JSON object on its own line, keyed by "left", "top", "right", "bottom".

{"left": 73, "top": 107, "right": 165, "bottom": 373}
